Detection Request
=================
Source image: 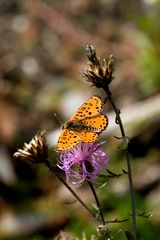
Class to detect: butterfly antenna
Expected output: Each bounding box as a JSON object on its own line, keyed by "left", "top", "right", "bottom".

{"left": 53, "top": 113, "right": 63, "bottom": 127}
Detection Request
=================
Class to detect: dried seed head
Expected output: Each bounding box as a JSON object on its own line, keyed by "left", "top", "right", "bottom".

{"left": 97, "top": 224, "right": 110, "bottom": 237}
{"left": 84, "top": 44, "right": 114, "bottom": 89}
{"left": 14, "top": 131, "right": 48, "bottom": 164}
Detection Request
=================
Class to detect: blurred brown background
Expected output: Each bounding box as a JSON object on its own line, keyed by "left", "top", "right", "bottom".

{"left": 0, "top": 0, "right": 160, "bottom": 239}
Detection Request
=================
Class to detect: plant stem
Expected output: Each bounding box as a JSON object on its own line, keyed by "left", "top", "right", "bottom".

{"left": 104, "top": 87, "right": 137, "bottom": 240}
{"left": 87, "top": 181, "right": 105, "bottom": 225}
{"left": 44, "top": 159, "right": 99, "bottom": 222}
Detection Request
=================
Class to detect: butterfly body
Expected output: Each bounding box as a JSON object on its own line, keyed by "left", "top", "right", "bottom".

{"left": 63, "top": 119, "right": 101, "bottom": 133}
{"left": 57, "top": 96, "right": 108, "bottom": 151}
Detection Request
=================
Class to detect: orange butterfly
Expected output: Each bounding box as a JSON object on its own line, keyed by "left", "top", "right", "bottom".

{"left": 57, "top": 95, "right": 108, "bottom": 151}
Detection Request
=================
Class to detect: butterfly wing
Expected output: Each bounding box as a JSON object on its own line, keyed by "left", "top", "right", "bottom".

{"left": 76, "top": 114, "right": 108, "bottom": 143}
{"left": 81, "top": 114, "right": 108, "bottom": 133}
{"left": 75, "top": 131, "right": 99, "bottom": 143}
{"left": 57, "top": 129, "right": 81, "bottom": 151}
{"left": 70, "top": 95, "right": 103, "bottom": 121}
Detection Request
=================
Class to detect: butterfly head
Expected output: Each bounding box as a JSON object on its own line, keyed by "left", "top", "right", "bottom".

{"left": 62, "top": 121, "right": 74, "bottom": 130}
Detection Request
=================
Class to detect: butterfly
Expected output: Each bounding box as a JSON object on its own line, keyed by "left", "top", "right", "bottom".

{"left": 57, "top": 95, "right": 108, "bottom": 151}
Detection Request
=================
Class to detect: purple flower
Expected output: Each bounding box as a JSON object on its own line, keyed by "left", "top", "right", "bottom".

{"left": 57, "top": 142, "right": 108, "bottom": 187}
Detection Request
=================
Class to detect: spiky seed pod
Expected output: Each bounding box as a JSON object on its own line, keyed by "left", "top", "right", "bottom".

{"left": 14, "top": 131, "right": 48, "bottom": 164}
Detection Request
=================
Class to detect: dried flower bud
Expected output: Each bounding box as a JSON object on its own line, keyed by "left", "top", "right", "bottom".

{"left": 97, "top": 224, "right": 110, "bottom": 237}
{"left": 84, "top": 44, "right": 114, "bottom": 89}
{"left": 14, "top": 131, "right": 48, "bottom": 163}
{"left": 55, "top": 231, "right": 77, "bottom": 240}
{"left": 85, "top": 44, "right": 99, "bottom": 64}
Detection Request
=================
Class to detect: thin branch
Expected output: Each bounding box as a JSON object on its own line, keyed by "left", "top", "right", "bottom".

{"left": 104, "top": 86, "right": 137, "bottom": 240}
{"left": 106, "top": 218, "right": 129, "bottom": 224}
{"left": 129, "top": 212, "right": 152, "bottom": 218}
{"left": 87, "top": 181, "right": 105, "bottom": 225}
{"left": 44, "top": 159, "right": 100, "bottom": 222}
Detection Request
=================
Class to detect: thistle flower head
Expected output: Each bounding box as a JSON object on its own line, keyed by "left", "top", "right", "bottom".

{"left": 14, "top": 131, "right": 48, "bottom": 163}
{"left": 57, "top": 142, "right": 108, "bottom": 187}
{"left": 84, "top": 44, "right": 114, "bottom": 89}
